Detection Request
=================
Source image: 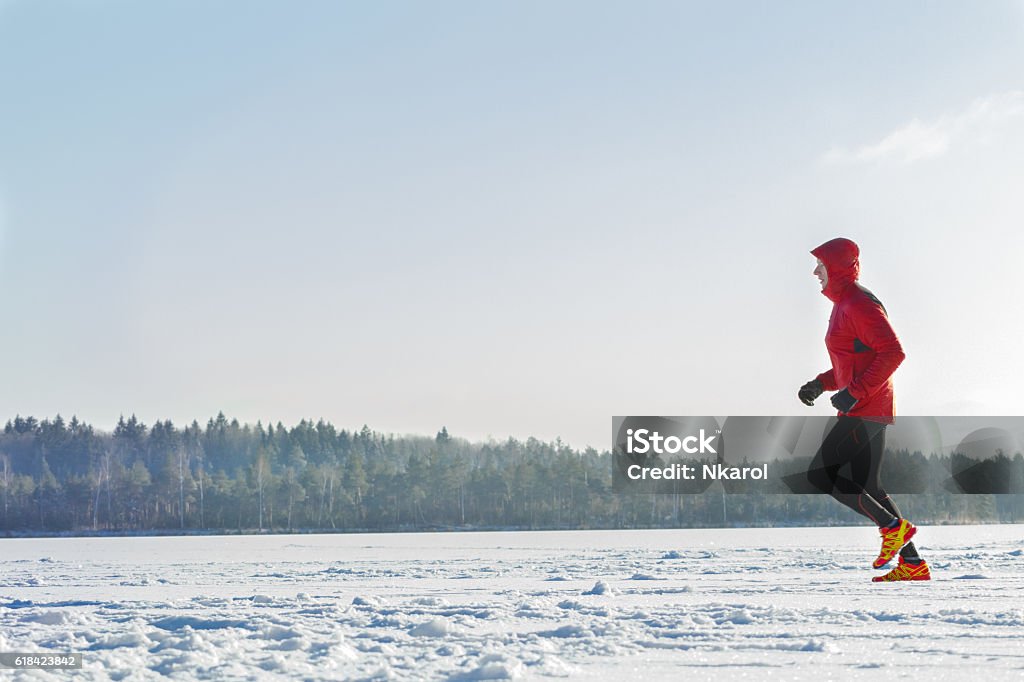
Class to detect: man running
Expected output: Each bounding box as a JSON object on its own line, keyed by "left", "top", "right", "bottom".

{"left": 798, "top": 237, "right": 930, "bottom": 582}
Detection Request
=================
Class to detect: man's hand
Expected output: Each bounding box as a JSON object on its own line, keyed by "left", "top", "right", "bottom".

{"left": 830, "top": 388, "right": 858, "bottom": 412}
{"left": 798, "top": 379, "right": 824, "bottom": 406}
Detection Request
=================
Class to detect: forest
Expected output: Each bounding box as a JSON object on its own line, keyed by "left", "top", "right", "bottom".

{"left": 1, "top": 413, "right": 1022, "bottom": 534}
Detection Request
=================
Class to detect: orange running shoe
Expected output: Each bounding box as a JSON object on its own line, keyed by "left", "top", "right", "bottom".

{"left": 872, "top": 556, "right": 931, "bottom": 582}
{"left": 872, "top": 519, "right": 916, "bottom": 569}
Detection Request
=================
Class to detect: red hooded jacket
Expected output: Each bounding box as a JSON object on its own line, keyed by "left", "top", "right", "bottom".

{"left": 812, "top": 238, "right": 905, "bottom": 423}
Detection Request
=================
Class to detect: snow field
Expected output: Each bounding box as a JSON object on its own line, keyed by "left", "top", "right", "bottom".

{"left": 1, "top": 526, "right": 1023, "bottom": 680}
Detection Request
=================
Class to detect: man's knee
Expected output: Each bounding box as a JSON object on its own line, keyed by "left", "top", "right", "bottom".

{"left": 806, "top": 467, "right": 834, "bottom": 494}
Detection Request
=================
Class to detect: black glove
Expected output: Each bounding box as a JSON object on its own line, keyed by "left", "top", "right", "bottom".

{"left": 798, "top": 379, "right": 824, "bottom": 406}
{"left": 831, "top": 388, "right": 858, "bottom": 412}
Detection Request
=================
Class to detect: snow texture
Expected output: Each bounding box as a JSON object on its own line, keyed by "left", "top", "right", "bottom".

{"left": 1, "top": 525, "right": 1023, "bottom": 680}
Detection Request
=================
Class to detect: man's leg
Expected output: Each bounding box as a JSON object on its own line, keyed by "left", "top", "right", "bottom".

{"left": 853, "top": 424, "right": 921, "bottom": 561}
{"left": 807, "top": 417, "right": 897, "bottom": 527}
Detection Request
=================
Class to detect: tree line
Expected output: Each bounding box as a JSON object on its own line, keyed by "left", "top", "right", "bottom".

{"left": 1, "top": 413, "right": 1022, "bottom": 534}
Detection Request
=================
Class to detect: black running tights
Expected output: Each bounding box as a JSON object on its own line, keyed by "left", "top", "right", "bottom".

{"left": 807, "top": 416, "right": 919, "bottom": 559}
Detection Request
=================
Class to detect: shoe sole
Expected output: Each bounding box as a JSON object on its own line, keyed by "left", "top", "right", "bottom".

{"left": 871, "top": 574, "right": 931, "bottom": 583}
{"left": 872, "top": 525, "right": 917, "bottom": 569}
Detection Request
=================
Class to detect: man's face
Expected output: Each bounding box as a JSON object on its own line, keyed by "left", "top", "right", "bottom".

{"left": 813, "top": 258, "right": 828, "bottom": 289}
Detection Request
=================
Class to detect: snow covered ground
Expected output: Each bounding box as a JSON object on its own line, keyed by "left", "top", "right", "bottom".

{"left": 2, "top": 525, "right": 1023, "bottom": 680}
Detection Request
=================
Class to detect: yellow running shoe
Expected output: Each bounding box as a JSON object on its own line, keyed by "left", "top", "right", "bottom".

{"left": 872, "top": 556, "right": 931, "bottom": 582}
{"left": 872, "top": 519, "right": 916, "bottom": 569}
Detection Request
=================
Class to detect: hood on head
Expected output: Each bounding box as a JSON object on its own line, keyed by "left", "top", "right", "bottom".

{"left": 811, "top": 237, "right": 860, "bottom": 302}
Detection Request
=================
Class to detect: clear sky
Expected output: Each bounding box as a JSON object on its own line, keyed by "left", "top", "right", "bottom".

{"left": 2, "top": 1, "right": 1022, "bottom": 449}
